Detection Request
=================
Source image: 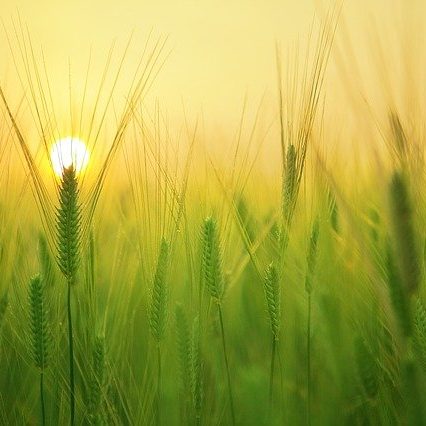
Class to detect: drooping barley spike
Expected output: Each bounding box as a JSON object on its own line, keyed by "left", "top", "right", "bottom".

{"left": 263, "top": 262, "right": 281, "bottom": 340}
{"left": 414, "top": 299, "right": 426, "bottom": 373}
{"left": 389, "top": 171, "right": 420, "bottom": 296}
{"left": 305, "top": 218, "right": 320, "bottom": 294}
{"left": 56, "top": 165, "right": 81, "bottom": 286}
{"left": 202, "top": 217, "right": 224, "bottom": 302}
{"left": 191, "top": 316, "right": 203, "bottom": 422}
{"left": 385, "top": 241, "right": 412, "bottom": 338}
{"left": 28, "top": 275, "right": 50, "bottom": 371}
{"left": 149, "top": 238, "right": 170, "bottom": 342}
{"left": 87, "top": 336, "right": 106, "bottom": 424}
{"left": 175, "top": 303, "right": 192, "bottom": 396}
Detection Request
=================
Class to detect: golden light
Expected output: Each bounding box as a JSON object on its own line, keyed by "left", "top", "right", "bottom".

{"left": 50, "top": 137, "right": 90, "bottom": 177}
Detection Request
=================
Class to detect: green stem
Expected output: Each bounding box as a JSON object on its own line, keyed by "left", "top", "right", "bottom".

{"left": 157, "top": 344, "right": 162, "bottom": 426}
{"left": 218, "top": 304, "right": 235, "bottom": 425}
{"left": 269, "top": 337, "right": 276, "bottom": 410}
{"left": 307, "top": 293, "right": 312, "bottom": 426}
{"left": 40, "top": 371, "right": 46, "bottom": 426}
{"left": 276, "top": 341, "right": 284, "bottom": 420}
{"left": 67, "top": 281, "right": 75, "bottom": 426}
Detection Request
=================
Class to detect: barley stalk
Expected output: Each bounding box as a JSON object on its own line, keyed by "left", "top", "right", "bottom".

{"left": 264, "top": 262, "right": 281, "bottom": 341}
{"left": 191, "top": 316, "right": 203, "bottom": 425}
{"left": 175, "top": 303, "right": 192, "bottom": 421}
{"left": 305, "top": 218, "right": 319, "bottom": 426}
{"left": 57, "top": 166, "right": 81, "bottom": 286}
{"left": 149, "top": 238, "right": 169, "bottom": 343}
{"left": 202, "top": 217, "right": 224, "bottom": 302}
{"left": 201, "top": 217, "right": 235, "bottom": 425}
{"left": 149, "top": 238, "right": 169, "bottom": 426}
{"left": 56, "top": 165, "right": 81, "bottom": 426}
{"left": 281, "top": 144, "right": 297, "bottom": 253}
{"left": 28, "top": 274, "right": 50, "bottom": 426}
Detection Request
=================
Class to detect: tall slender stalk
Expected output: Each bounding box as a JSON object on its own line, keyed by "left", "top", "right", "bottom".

{"left": 175, "top": 304, "right": 192, "bottom": 423}
{"left": 157, "top": 344, "right": 162, "bottom": 426}
{"left": 305, "top": 218, "right": 319, "bottom": 426}
{"left": 218, "top": 304, "right": 236, "bottom": 426}
{"left": 191, "top": 316, "right": 203, "bottom": 425}
{"left": 149, "top": 238, "right": 170, "bottom": 426}
{"left": 269, "top": 338, "right": 277, "bottom": 406}
{"left": 307, "top": 294, "right": 312, "bottom": 426}
{"left": 67, "top": 281, "right": 75, "bottom": 426}
{"left": 40, "top": 372, "right": 46, "bottom": 426}
{"left": 28, "top": 275, "right": 50, "bottom": 426}
{"left": 201, "top": 217, "right": 235, "bottom": 425}
{"left": 56, "top": 165, "right": 81, "bottom": 425}
{"left": 263, "top": 262, "right": 281, "bottom": 412}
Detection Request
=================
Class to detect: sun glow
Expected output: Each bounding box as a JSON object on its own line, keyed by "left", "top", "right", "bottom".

{"left": 50, "top": 137, "right": 90, "bottom": 177}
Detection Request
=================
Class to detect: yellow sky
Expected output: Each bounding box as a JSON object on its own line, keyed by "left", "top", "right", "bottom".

{"left": 1, "top": 0, "right": 425, "bottom": 146}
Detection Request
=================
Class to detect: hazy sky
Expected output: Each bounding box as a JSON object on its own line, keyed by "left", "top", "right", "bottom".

{"left": 0, "top": 0, "right": 424, "bottom": 138}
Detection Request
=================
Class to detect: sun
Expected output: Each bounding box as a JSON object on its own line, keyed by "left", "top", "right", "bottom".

{"left": 50, "top": 137, "right": 90, "bottom": 177}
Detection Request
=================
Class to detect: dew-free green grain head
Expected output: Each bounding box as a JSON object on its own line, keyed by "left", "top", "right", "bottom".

{"left": 149, "top": 238, "right": 170, "bottom": 342}
{"left": 201, "top": 217, "right": 224, "bottom": 302}
{"left": 56, "top": 166, "right": 81, "bottom": 285}
{"left": 28, "top": 275, "right": 50, "bottom": 371}
{"left": 389, "top": 170, "right": 421, "bottom": 296}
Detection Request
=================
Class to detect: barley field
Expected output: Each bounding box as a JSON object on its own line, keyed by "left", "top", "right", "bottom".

{"left": 0, "top": 1, "right": 426, "bottom": 425}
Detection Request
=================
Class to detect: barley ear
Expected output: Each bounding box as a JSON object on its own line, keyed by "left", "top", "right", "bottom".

{"left": 28, "top": 275, "right": 50, "bottom": 371}
{"left": 56, "top": 165, "right": 81, "bottom": 285}
{"left": 282, "top": 144, "right": 297, "bottom": 224}
{"left": 149, "top": 238, "right": 170, "bottom": 342}
{"left": 202, "top": 217, "right": 224, "bottom": 302}
{"left": 263, "top": 262, "right": 281, "bottom": 340}
{"left": 389, "top": 171, "right": 420, "bottom": 295}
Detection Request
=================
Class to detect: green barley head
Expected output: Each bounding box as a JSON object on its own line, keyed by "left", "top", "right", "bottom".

{"left": 263, "top": 262, "right": 281, "bottom": 340}
{"left": 202, "top": 217, "right": 224, "bottom": 302}
{"left": 56, "top": 166, "right": 81, "bottom": 285}
{"left": 149, "top": 238, "right": 170, "bottom": 342}
{"left": 28, "top": 275, "right": 50, "bottom": 371}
